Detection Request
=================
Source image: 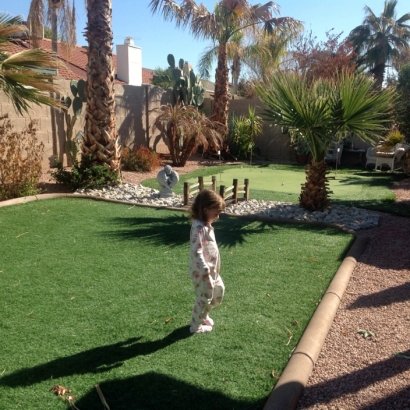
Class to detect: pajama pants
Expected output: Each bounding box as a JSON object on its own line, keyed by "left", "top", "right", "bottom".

{"left": 191, "top": 274, "right": 225, "bottom": 329}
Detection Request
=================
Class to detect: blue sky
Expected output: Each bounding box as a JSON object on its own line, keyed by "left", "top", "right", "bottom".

{"left": 2, "top": 0, "right": 408, "bottom": 79}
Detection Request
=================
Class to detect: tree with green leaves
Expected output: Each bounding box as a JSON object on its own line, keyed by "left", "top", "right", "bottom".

{"left": 394, "top": 62, "right": 410, "bottom": 141}
{"left": 348, "top": 0, "right": 410, "bottom": 89}
{"left": 0, "top": 14, "right": 60, "bottom": 114}
{"left": 150, "top": 0, "right": 301, "bottom": 131}
{"left": 198, "top": 24, "right": 300, "bottom": 95}
{"left": 257, "top": 71, "right": 394, "bottom": 211}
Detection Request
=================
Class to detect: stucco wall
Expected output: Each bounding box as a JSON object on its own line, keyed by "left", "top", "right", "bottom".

{"left": 0, "top": 79, "right": 291, "bottom": 169}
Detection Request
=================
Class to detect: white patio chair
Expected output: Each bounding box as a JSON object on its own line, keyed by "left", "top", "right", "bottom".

{"left": 375, "top": 144, "right": 410, "bottom": 172}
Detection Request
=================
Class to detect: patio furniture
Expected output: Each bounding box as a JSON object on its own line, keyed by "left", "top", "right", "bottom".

{"left": 375, "top": 144, "right": 410, "bottom": 172}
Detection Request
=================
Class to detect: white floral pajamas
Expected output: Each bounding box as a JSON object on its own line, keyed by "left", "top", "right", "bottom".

{"left": 189, "top": 219, "right": 224, "bottom": 330}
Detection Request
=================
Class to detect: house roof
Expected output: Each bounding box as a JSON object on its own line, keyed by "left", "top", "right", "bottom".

{"left": 4, "top": 38, "right": 154, "bottom": 85}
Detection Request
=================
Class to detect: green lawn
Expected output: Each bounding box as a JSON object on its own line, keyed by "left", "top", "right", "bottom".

{"left": 143, "top": 164, "right": 410, "bottom": 216}
{"left": 0, "top": 198, "right": 353, "bottom": 409}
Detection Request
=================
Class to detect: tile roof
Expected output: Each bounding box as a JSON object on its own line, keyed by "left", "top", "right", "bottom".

{"left": 4, "top": 38, "right": 154, "bottom": 85}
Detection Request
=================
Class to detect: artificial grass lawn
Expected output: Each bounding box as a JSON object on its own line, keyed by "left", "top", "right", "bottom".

{"left": 0, "top": 198, "right": 353, "bottom": 409}
{"left": 143, "top": 163, "right": 410, "bottom": 217}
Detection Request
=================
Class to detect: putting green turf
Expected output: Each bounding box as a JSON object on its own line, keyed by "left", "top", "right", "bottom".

{"left": 0, "top": 198, "right": 353, "bottom": 410}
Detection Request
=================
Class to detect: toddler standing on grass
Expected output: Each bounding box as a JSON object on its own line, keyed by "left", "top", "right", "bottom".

{"left": 189, "top": 189, "right": 226, "bottom": 334}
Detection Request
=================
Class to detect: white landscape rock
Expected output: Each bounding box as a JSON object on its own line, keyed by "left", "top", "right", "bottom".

{"left": 75, "top": 184, "right": 379, "bottom": 230}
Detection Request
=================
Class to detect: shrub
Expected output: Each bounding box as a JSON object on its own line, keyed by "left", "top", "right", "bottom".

{"left": 50, "top": 155, "right": 119, "bottom": 190}
{"left": 121, "top": 145, "right": 161, "bottom": 172}
{"left": 0, "top": 115, "right": 44, "bottom": 201}
{"left": 227, "top": 107, "right": 262, "bottom": 160}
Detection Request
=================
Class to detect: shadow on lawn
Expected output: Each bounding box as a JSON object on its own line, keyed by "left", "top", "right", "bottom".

{"left": 105, "top": 211, "right": 281, "bottom": 248}
{"left": 0, "top": 327, "right": 192, "bottom": 387}
{"left": 71, "top": 371, "right": 267, "bottom": 410}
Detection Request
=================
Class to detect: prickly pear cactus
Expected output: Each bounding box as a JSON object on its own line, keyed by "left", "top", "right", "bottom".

{"left": 61, "top": 79, "right": 87, "bottom": 165}
{"left": 167, "top": 54, "right": 205, "bottom": 108}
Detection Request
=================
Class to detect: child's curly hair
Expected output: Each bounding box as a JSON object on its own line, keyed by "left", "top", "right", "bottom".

{"left": 189, "top": 189, "right": 226, "bottom": 221}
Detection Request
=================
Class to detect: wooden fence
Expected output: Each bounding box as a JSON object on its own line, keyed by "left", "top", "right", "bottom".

{"left": 183, "top": 176, "right": 249, "bottom": 206}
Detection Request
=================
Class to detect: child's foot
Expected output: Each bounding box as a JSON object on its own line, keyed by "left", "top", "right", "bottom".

{"left": 190, "top": 324, "right": 212, "bottom": 334}
{"left": 203, "top": 316, "right": 214, "bottom": 326}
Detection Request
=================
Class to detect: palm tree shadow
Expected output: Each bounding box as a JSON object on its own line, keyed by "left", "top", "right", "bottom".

{"left": 72, "top": 371, "right": 267, "bottom": 410}
{"left": 104, "top": 210, "right": 279, "bottom": 248}
{"left": 0, "top": 326, "right": 191, "bottom": 388}
{"left": 299, "top": 351, "right": 410, "bottom": 408}
{"left": 348, "top": 282, "right": 410, "bottom": 309}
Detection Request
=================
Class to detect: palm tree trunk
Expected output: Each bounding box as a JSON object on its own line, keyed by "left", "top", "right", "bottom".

{"left": 83, "top": 0, "right": 121, "bottom": 172}
{"left": 231, "top": 54, "right": 241, "bottom": 95}
{"left": 178, "top": 135, "right": 198, "bottom": 167}
{"left": 211, "top": 42, "right": 230, "bottom": 132}
{"left": 299, "top": 159, "right": 331, "bottom": 211}
{"left": 372, "top": 61, "right": 385, "bottom": 89}
{"left": 50, "top": 8, "right": 58, "bottom": 53}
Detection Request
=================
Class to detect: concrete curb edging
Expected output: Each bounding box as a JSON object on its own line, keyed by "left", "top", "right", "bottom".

{"left": 263, "top": 235, "right": 369, "bottom": 410}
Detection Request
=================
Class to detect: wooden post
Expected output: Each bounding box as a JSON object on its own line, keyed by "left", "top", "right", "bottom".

{"left": 212, "top": 175, "right": 216, "bottom": 192}
{"left": 184, "top": 182, "right": 189, "bottom": 206}
{"left": 233, "top": 179, "right": 238, "bottom": 204}
{"left": 198, "top": 176, "right": 204, "bottom": 191}
{"left": 244, "top": 178, "right": 249, "bottom": 200}
{"left": 219, "top": 185, "right": 225, "bottom": 198}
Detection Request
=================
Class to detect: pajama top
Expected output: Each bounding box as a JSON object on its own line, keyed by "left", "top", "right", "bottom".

{"left": 189, "top": 219, "right": 220, "bottom": 280}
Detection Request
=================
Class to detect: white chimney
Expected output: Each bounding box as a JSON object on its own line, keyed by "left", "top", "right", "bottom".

{"left": 116, "top": 37, "right": 142, "bottom": 86}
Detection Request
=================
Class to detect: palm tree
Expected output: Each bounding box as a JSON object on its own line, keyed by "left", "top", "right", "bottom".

{"left": 28, "top": 0, "right": 76, "bottom": 53}
{"left": 82, "top": 0, "right": 120, "bottom": 172}
{"left": 198, "top": 31, "right": 245, "bottom": 96}
{"left": 150, "top": 0, "right": 301, "bottom": 130}
{"left": 256, "top": 71, "right": 394, "bottom": 211}
{"left": 153, "top": 103, "right": 225, "bottom": 167}
{"left": 198, "top": 25, "right": 300, "bottom": 95}
{"left": 348, "top": 0, "right": 410, "bottom": 89}
{"left": 242, "top": 27, "right": 298, "bottom": 83}
{"left": 0, "top": 14, "right": 61, "bottom": 115}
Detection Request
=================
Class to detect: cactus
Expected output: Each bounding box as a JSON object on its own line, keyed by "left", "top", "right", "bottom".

{"left": 61, "top": 79, "right": 87, "bottom": 165}
{"left": 166, "top": 54, "right": 205, "bottom": 108}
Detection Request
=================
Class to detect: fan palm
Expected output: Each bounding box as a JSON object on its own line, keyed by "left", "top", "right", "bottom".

{"left": 256, "top": 71, "right": 394, "bottom": 211}
{"left": 82, "top": 0, "right": 121, "bottom": 172}
{"left": 152, "top": 103, "right": 225, "bottom": 167}
{"left": 28, "top": 0, "right": 76, "bottom": 52}
{"left": 348, "top": 0, "right": 410, "bottom": 89}
{"left": 0, "top": 14, "right": 61, "bottom": 115}
{"left": 150, "top": 0, "right": 301, "bottom": 131}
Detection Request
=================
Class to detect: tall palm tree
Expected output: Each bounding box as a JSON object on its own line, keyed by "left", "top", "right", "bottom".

{"left": 348, "top": 0, "right": 410, "bottom": 89}
{"left": 28, "top": 0, "right": 76, "bottom": 52}
{"left": 198, "top": 25, "right": 299, "bottom": 95}
{"left": 198, "top": 31, "right": 245, "bottom": 96}
{"left": 82, "top": 0, "right": 120, "bottom": 172}
{"left": 0, "top": 14, "right": 61, "bottom": 115}
{"left": 257, "top": 71, "right": 394, "bottom": 211}
{"left": 150, "top": 0, "right": 302, "bottom": 130}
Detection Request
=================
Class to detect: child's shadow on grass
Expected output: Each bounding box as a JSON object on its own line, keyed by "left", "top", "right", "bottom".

{"left": 72, "top": 371, "right": 267, "bottom": 410}
{"left": 0, "top": 326, "right": 191, "bottom": 387}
